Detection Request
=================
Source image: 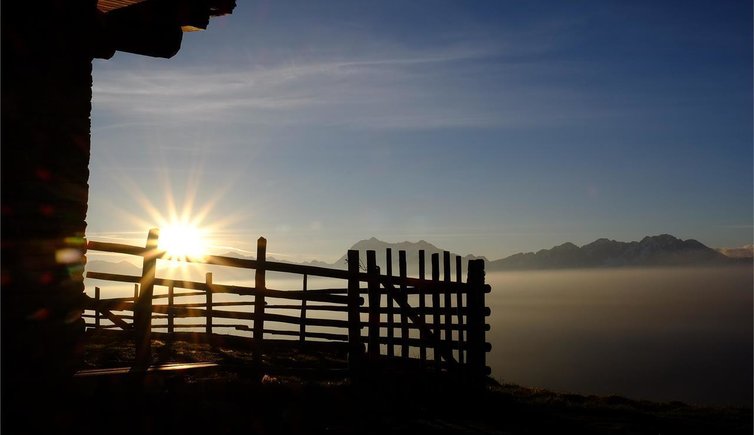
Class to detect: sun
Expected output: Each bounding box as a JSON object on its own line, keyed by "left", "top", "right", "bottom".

{"left": 158, "top": 222, "right": 209, "bottom": 261}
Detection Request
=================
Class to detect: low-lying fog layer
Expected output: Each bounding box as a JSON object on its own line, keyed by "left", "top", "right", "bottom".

{"left": 85, "top": 263, "right": 752, "bottom": 407}
{"left": 486, "top": 265, "right": 753, "bottom": 407}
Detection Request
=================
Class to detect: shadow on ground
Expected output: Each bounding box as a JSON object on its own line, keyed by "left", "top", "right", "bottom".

{"left": 7, "top": 330, "right": 752, "bottom": 435}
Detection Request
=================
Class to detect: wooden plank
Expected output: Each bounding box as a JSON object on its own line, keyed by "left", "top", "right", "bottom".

{"left": 418, "top": 250, "right": 426, "bottom": 362}
{"left": 399, "top": 250, "right": 409, "bottom": 359}
{"left": 355, "top": 306, "right": 488, "bottom": 316}
{"left": 84, "top": 295, "right": 133, "bottom": 313}
{"left": 431, "top": 253, "right": 441, "bottom": 370}
{"left": 205, "top": 273, "right": 213, "bottom": 335}
{"left": 233, "top": 327, "right": 348, "bottom": 342}
{"left": 158, "top": 277, "right": 355, "bottom": 304}
{"left": 85, "top": 324, "right": 125, "bottom": 330}
{"left": 366, "top": 250, "right": 380, "bottom": 359}
{"left": 75, "top": 362, "right": 219, "bottom": 377}
{"left": 134, "top": 228, "right": 159, "bottom": 368}
{"left": 83, "top": 295, "right": 133, "bottom": 308}
{"left": 94, "top": 287, "right": 101, "bottom": 329}
{"left": 152, "top": 291, "right": 205, "bottom": 300}
{"left": 299, "top": 273, "right": 307, "bottom": 343}
{"left": 456, "top": 255, "right": 464, "bottom": 365}
{"left": 266, "top": 304, "right": 347, "bottom": 312}
{"left": 167, "top": 284, "right": 174, "bottom": 335}
{"left": 443, "top": 251, "right": 452, "bottom": 352}
{"left": 467, "top": 259, "right": 487, "bottom": 386}
{"left": 153, "top": 305, "right": 254, "bottom": 320}
{"left": 263, "top": 289, "right": 352, "bottom": 304}
{"left": 385, "top": 248, "right": 394, "bottom": 357}
{"left": 263, "top": 260, "right": 350, "bottom": 280}
{"left": 205, "top": 255, "right": 350, "bottom": 280}
{"left": 101, "top": 309, "right": 132, "bottom": 330}
{"left": 367, "top": 335, "right": 491, "bottom": 352}
{"left": 165, "top": 301, "right": 256, "bottom": 308}
{"left": 86, "top": 240, "right": 153, "bottom": 257}
{"left": 254, "top": 237, "right": 266, "bottom": 360}
{"left": 285, "top": 287, "right": 349, "bottom": 295}
{"left": 358, "top": 320, "right": 471, "bottom": 331}
{"left": 262, "top": 313, "right": 350, "bottom": 329}
{"left": 86, "top": 270, "right": 140, "bottom": 283}
{"left": 195, "top": 254, "right": 257, "bottom": 270}
{"left": 153, "top": 323, "right": 242, "bottom": 330}
{"left": 157, "top": 309, "right": 349, "bottom": 328}
{"left": 347, "top": 250, "right": 363, "bottom": 372}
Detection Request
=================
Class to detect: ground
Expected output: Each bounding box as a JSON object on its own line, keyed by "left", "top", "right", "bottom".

{"left": 12, "top": 330, "right": 752, "bottom": 435}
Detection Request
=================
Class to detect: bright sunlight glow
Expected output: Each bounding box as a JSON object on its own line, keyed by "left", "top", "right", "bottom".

{"left": 158, "top": 222, "right": 209, "bottom": 260}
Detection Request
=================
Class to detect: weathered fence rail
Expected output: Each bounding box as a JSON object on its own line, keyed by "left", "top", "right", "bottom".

{"left": 84, "top": 229, "right": 491, "bottom": 382}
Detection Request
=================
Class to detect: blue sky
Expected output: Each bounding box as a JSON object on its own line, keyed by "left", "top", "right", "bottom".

{"left": 88, "top": 0, "right": 752, "bottom": 262}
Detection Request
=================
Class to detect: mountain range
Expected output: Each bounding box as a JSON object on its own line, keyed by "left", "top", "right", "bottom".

{"left": 85, "top": 234, "right": 751, "bottom": 279}
{"left": 487, "top": 235, "right": 745, "bottom": 271}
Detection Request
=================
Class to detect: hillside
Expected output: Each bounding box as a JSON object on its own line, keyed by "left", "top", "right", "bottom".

{"left": 41, "top": 331, "right": 750, "bottom": 435}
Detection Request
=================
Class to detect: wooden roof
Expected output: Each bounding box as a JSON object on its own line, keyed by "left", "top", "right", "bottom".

{"left": 97, "top": 0, "right": 235, "bottom": 16}
{"left": 97, "top": 0, "right": 147, "bottom": 13}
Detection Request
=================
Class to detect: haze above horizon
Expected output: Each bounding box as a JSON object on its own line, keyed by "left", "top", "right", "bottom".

{"left": 88, "top": 1, "right": 752, "bottom": 263}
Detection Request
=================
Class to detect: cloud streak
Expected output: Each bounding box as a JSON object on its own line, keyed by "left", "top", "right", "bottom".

{"left": 93, "top": 41, "right": 616, "bottom": 132}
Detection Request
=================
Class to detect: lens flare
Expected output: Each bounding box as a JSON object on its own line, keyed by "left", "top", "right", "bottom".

{"left": 158, "top": 222, "right": 208, "bottom": 260}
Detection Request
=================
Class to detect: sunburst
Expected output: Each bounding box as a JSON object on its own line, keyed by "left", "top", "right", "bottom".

{"left": 158, "top": 221, "right": 209, "bottom": 261}
{"left": 98, "top": 161, "right": 252, "bottom": 276}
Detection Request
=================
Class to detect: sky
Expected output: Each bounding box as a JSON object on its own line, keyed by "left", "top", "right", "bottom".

{"left": 88, "top": 0, "right": 752, "bottom": 263}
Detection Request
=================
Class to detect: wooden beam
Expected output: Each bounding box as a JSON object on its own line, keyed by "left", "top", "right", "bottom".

{"left": 134, "top": 228, "right": 159, "bottom": 368}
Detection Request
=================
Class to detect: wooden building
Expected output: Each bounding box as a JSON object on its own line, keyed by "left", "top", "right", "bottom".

{"left": 1, "top": 0, "right": 235, "bottom": 415}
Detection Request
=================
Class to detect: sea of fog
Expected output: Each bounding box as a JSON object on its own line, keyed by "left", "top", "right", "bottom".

{"left": 85, "top": 265, "right": 752, "bottom": 407}
{"left": 486, "top": 266, "right": 753, "bottom": 407}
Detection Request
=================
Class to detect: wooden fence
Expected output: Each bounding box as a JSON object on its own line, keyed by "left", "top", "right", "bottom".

{"left": 84, "top": 229, "right": 491, "bottom": 381}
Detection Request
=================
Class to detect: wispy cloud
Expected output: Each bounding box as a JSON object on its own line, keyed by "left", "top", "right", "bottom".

{"left": 92, "top": 39, "right": 612, "bottom": 132}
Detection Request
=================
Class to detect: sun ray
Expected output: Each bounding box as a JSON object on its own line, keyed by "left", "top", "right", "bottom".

{"left": 90, "top": 147, "right": 259, "bottom": 268}
{"left": 158, "top": 221, "right": 208, "bottom": 261}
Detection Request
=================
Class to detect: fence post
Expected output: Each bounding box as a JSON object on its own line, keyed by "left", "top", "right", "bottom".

{"left": 168, "top": 284, "right": 174, "bottom": 337}
{"left": 443, "top": 251, "right": 452, "bottom": 355}
{"left": 431, "top": 253, "right": 441, "bottom": 370}
{"left": 205, "top": 272, "right": 213, "bottom": 336}
{"left": 254, "top": 237, "right": 267, "bottom": 363}
{"left": 467, "top": 259, "right": 487, "bottom": 387}
{"left": 455, "top": 255, "right": 464, "bottom": 365}
{"left": 366, "top": 250, "right": 380, "bottom": 360}
{"left": 398, "top": 250, "right": 409, "bottom": 360}
{"left": 299, "top": 273, "right": 308, "bottom": 343}
{"left": 385, "top": 248, "right": 394, "bottom": 358}
{"left": 418, "top": 250, "right": 427, "bottom": 363}
{"left": 134, "top": 228, "right": 159, "bottom": 369}
{"left": 94, "top": 287, "right": 101, "bottom": 329}
{"left": 347, "top": 250, "right": 363, "bottom": 373}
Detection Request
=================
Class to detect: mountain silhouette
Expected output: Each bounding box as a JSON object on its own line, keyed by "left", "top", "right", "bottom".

{"left": 330, "top": 237, "right": 486, "bottom": 274}
{"left": 488, "top": 234, "right": 735, "bottom": 271}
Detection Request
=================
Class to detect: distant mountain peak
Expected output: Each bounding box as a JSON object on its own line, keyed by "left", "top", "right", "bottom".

{"left": 717, "top": 244, "right": 754, "bottom": 259}
{"left": 332, "top": 237, "right": 484, "bottom": 272}
{"left": 490, "top": 234, "right": 734, "bottom": 271}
